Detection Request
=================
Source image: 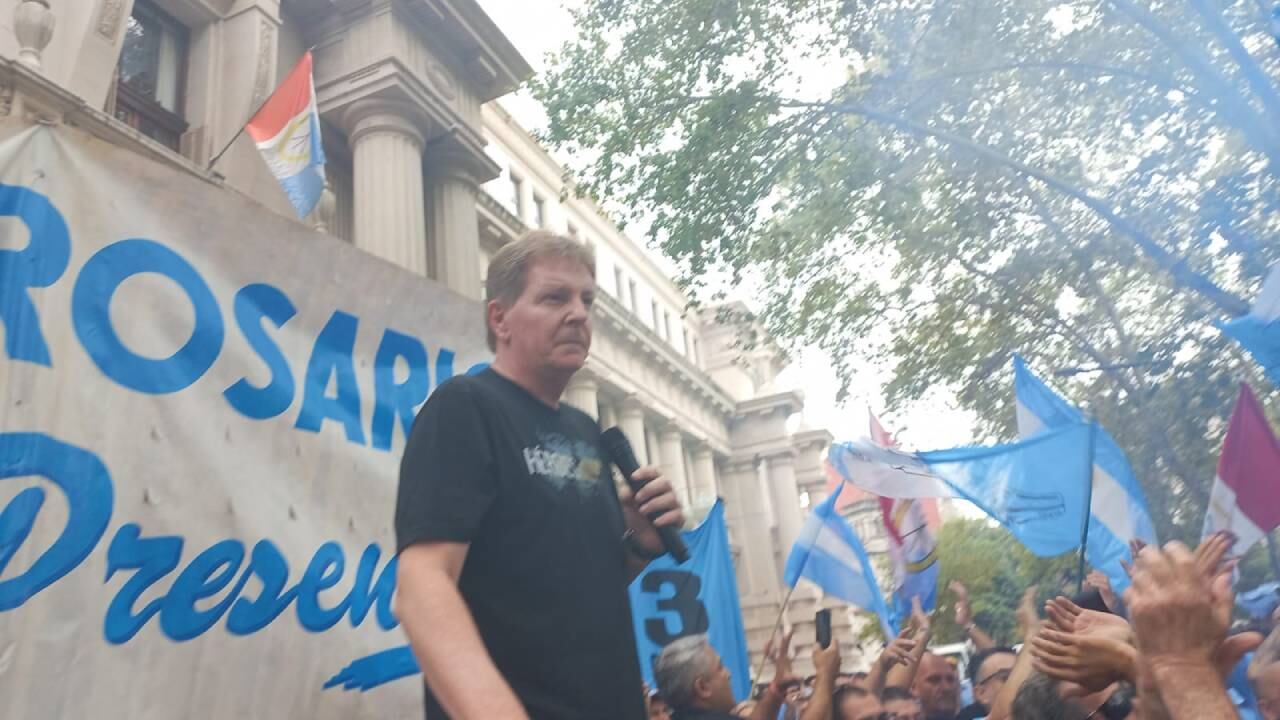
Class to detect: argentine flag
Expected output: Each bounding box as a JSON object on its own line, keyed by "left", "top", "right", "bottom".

{"left": 1220, "top": 264, "right": 1280, "bottom": 388}
{"left": 246, "top": 51, "right": 326, "bottom": 218}
{"left": 828, "top": 424, "right": 1093, "bottom": 557}
{"left": 784, "top": 482, "right": 898, "bottom": 639}
{"left": 1013, "top": 355, "right": 1157, "bottom": 591}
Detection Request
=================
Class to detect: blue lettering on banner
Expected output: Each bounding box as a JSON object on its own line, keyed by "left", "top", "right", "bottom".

{"left": 295, "top": 311, "right": 365, "bottom": 445}
{"left": 371, "top": 330, "right": 429, "bottom": 451}
{"left": 0, "top": 432, "right": 400, "bottom": 644}
{"left": 0, "top": 177, "right": 495, "bottom": 692}
{"left": 72, "top": 238, "right": 225, "bottom": 394}
{"left": 0, "top": 433, "right": 113, "bottom": 611}
{"left": 224, "top": 283, "right": 298, "bottom": 419}
{"left": 0, "top": 182, "right": 71, "bottom": 366}
{"left": 1, "top": 182, "right": 474, "bottom": 454}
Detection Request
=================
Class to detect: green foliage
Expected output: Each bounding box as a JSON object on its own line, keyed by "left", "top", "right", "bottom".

{"left": 931, "top": 518, "right": 1077, "bottom": 645}
{"left": 537, "top": 0, "right": 1280, "bottom": 546}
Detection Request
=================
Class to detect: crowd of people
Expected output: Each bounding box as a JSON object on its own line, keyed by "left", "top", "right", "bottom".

{"left": 394, "top": 231, "right": 1279, "bottom": 720}
{"left": 644, "top": 533, "right": 1280, "bottom": 720}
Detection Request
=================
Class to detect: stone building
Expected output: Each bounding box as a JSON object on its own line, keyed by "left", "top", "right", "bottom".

{"left": 7, "top": 0, "right": 889, "bottom": 679}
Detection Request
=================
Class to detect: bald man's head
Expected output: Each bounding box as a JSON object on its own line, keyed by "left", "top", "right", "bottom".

{"left": 913, "top": 653, "right": 960, "bottom": 718}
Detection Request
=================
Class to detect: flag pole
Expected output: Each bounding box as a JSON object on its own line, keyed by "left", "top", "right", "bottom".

{"left": 751, "top": 583, "right": 799, "bottom": 687}
{"left": 207, "top": 94, "right": 270, "bottom": 172}
{"left": 207, "top": 46, "right": 316, "bottom": 172}
{"left": 1076, "top": 416, "right": 1096, "bottom": 594}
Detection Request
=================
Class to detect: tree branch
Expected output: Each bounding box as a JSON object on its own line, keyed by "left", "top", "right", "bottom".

{"left": 1105, "top": 0, "right": 1280, "bottom": 169}
{"left": 792, "top": 97, "right": 1253, "bottom": 316}
{"left": 1186, "top": 0, "right": 1280, "bottom": 128}
{"left": 897, "top": 60, "right": 1209, "bottom": 115}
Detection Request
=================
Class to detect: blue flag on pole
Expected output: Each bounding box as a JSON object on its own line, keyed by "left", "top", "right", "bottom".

{"left": 1013, "top": 355, "right": 1157, "bottom": 591}
{"left": 629, "top": 500, "right": 752, "bottom": 702}
{"left": 1220, "top": 264, "right": 1280, "bottom": 388}
{"left": 829, "top": 425, "right": 1094, "bottom": 558}
{"left": 784, "top": 482, "right": 898, "bottom": 639}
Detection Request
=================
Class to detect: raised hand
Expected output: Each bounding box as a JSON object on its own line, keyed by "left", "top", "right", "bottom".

{"left": 774, "top": 629, "right": 795, "bottom": 680}
{"left": 1124, "top": 542, "right": 1228, "bottom": 669}
{"left": 1085, "top": 570, "right": 1120, "bottom": 612}
{"left": 1193, "top": 531, "right": 1236, "bottom": 579}
{"left": 1016, "top": 584, "right": 1040, "bottom": 638}
{"left": 1045, "top": 596, "right": 1131, "bottom": 642}
{"left": 879, "top": 627, "right": 917, "bottom": 667}
{"left": 949, "top": 580, "right": 972, "bottom": 627}
{"left": 1031, "top": 627, "right": 1137, "bottom": 692}
{"left": 910, "top": 595, "right": 931, "bottom": 638}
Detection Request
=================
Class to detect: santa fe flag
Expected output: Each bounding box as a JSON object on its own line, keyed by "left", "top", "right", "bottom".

{"left": 246, "top": 51, "right": 326, "bottom": 218}
{"left": 870, "top": 412, "right": 941, "bottom": 618}
{"left": 1202, "top": 383, "right": 1280, "bottom": 556}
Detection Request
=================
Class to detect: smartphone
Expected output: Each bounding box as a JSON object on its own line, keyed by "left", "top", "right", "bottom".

{"left": 815, "top": 609, "right": 832, "bottom": 648}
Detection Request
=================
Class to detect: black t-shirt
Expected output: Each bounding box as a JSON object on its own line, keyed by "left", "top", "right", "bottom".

{"left": 395, "top": 369, "right": 646, "bottom": 720}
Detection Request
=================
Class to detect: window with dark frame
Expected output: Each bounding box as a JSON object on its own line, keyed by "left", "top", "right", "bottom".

{"left": 113, "top": 0, "right": 189, "bottom": 151}
{"left": 510, "top": 172, "right": 524, "bottom": 215}
{"left": 534, "top": 193, "right": 547, "bottom": 228}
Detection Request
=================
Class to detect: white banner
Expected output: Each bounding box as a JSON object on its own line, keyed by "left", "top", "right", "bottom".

{"left": 0, "top": 121, "right": 489, "bottom": 718}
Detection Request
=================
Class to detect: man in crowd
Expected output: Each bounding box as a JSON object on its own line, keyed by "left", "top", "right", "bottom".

{"left": 656, "top": 633, "right": 840, "bottom": 720}
{"left": 832, "top": 686, "right": 885, "bottom": 720}
{"left": 914, "top": 652, "right": 961, "bottom": 720}
{"left": 882, "top": 687, "right": 925, "bottom": 719}
{"left": 394, "top": 231, "right": 685, "bottom": 719}
{"left": 956, "top": 647, "right": 1016, "bottom": 720}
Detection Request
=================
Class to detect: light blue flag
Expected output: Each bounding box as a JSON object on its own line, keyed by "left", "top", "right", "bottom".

{"left": 1013, "top": 355, "right": 1158, "bottom": 591}
{"left": 920, "top": 423, "right": 1094, "bottom": 556}
{"left": 784, "top": 482, "right": 898, "bottom": 639}
{"left": 1220, "top": 264, "right": 1280, "bottom": 388}
{"left": 629, "top": 500, "right": 752, "bottom": 702}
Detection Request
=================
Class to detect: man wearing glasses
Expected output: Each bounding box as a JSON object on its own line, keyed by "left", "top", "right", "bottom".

{"left": 956, "top": 648, "right": 1016, "bottom": 720}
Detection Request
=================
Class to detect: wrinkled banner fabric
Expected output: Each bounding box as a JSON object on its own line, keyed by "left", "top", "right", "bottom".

{"left": 0, "top": 121, "right": 490, "bottom": 718}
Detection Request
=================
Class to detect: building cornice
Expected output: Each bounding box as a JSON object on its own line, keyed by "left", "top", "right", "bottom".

{"left": 734, "top": 389, "right": 804, "bottom": 421}
{"left": 792, "top": 427, "right": 834, "bottom": 452}
{"left": 593, "top": 292, "right": 736, "bottom": 416}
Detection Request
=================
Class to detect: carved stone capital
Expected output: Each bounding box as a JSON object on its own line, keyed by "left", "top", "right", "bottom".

{"left": 343, "top": 98, "right": 429, "bottom": 149}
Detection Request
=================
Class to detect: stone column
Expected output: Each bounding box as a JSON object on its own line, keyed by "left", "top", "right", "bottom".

{"left": 426, "top": 153, "right": 483, "bottom": 300}
{"left": 691, "top": 445, "right": 718, "bottom": 510}
{"left": 618, "top": 396, "right": 648, "bottom": 465}
{"left": 722, "top": 458, "right": 781, "bottom": 601}
{"left": 563, "top": 374, "right": 599, "bottom": 421}
{"left": 599, "top": 400, "right": 618, "bottom": 430}
{"left": 645, "top": 427, "right": 662, "bottom": 474}
{"left": 766, "top": 451, "right": 805, "bottom": 573}
{"left": 658, "top": 427, "right": 690, "bottom": 511}
{"left": 347, "top": 100, "right": 428, "bottom": 275}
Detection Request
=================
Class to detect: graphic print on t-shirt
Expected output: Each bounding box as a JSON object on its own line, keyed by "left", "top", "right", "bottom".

{"left": 521, "top": 431, "right": 606, "bottom": 493}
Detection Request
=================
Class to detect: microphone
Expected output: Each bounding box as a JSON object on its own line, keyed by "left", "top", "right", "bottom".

{"left": 601, "top": 427, "right": 690, "bottom": 564}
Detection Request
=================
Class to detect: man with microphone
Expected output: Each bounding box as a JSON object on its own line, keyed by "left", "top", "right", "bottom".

{"left": 395, "top": 230, "right": 686, "bottom": 719}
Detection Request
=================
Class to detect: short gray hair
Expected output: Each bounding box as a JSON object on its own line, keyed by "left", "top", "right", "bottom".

{"left": 1010, "top": 672, "right": 1088, "bottom": 720}
{"left": 484, "top": 230, "right": 595, "bottom": 351}
{"left": 654, "top": 634, "right": 715, "bottom": 708}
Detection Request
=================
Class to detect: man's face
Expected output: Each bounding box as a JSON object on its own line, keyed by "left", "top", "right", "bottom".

{"left": 913, "top": 653, "right": 960, "bottom": 717}
{"left": 884, "top": 697, "right": 923, "bottom": 720}
{"left": 838, "top": 692, "right": 886, "bottom": 720}
{"left": 699, "top": 647, "right": 736, "bottom": 712}
{"left": 972, "top": 652, "right": 1016, "bottom": 707}
{"left": 1258, "top": 663, "right": 1280, "bottom": 720}
{"left": 491, "top": 256, "right": 594, "bottom": 376}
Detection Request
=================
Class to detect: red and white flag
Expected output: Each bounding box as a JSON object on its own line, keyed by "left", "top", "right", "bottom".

{"left": 1202, "top": 384, "right": 1280, "bottom": 555}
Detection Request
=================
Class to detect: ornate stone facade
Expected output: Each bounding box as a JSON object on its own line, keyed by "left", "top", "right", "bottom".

{"left": 17, "top": 0, "right": 877, "bottom": 679}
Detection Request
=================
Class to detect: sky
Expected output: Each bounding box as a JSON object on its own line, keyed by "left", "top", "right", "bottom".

{"left": 474, "top": 0, "right": 980, "bottom": 451}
